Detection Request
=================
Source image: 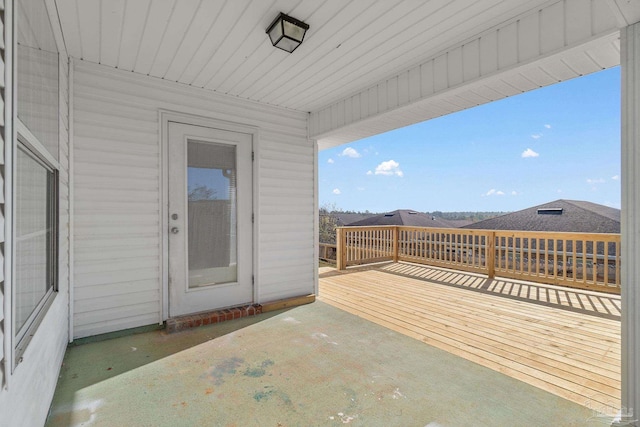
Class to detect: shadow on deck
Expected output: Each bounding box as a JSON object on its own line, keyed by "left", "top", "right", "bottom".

{"left": 321, "top": 261, "right": 621, "bottom": 320}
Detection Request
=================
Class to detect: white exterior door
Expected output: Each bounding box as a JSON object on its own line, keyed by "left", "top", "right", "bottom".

{"left": 168, "top": 122, "right": 253, "bottom": 317}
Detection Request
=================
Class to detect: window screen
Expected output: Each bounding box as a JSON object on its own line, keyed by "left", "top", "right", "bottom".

{"left": 14, "top": 145, "right": 56, "bottom": 337}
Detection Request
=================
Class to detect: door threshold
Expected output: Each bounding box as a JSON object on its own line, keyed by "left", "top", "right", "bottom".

{"left": 165, "top": 294, "right": 316, "bottom": 333}
{"left": 166, "top": 304, "right": 262, "bottom": 333}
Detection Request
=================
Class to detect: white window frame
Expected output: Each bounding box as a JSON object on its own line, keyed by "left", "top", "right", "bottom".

{"left": 12, "top": 125, "right": 59, "bottom": 366}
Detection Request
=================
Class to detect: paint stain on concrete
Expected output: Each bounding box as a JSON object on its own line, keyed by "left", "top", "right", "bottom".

{"left": 311, "top": 332, "right": 339, "bottom": 345}
{"left": 252, "top": 387, "right": 292, "bottom": 406}
{"left": 253, "top": 390, "right": 275, "bottom": 401}
{"left": 243, "top": 359, "right": 275, "bottom": 378}
{"left": 335, "top": 412, "right": 357, "bottom": 424}
{"left": 244, "top": 366, "right": 266, "bottom": 377}
{"left": 392, "top": 388, "right": 405, "bottom": 400}
{"left": 202, "top": 357, "right": 244, "bottom": 385}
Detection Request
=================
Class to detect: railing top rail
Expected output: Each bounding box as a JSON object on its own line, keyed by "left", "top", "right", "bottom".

{"left": 489, "top": 229, "right": 620, "bottom": 241}
{"left": 338, "top": 226, "right": 398, "bottom": 231}
{"left": 339, "top": 225, "right": 620, "bottom": 241}
{"left": 397, "top": 226, "right": 491, "bottom": 234}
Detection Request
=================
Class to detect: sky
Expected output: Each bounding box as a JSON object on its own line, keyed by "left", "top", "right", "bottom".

{"left": 318, "top": 67, "right": 621, "bottom": 213}
{"left": 188, "top": 168, "right": 231, "bottom": 200}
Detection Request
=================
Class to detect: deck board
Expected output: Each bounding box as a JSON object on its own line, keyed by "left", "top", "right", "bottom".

{"left": 318, "top": 262, "right": 621, "bottom": 409}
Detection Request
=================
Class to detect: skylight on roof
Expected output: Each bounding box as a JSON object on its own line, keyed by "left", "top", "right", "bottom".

{"left": 537, "top": 208, "right": 563, "bottom": 215}
{"left": 384, "top": 213, "right": 394, "bottom": 217}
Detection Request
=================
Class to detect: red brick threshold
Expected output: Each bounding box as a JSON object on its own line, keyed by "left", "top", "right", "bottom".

{"left": 165, "top": 294, "right": 315, "bottom": 333}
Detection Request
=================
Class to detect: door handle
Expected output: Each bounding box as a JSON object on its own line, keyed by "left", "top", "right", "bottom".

{"left": 171, "top": 227, "right": 179, "bottom": 234}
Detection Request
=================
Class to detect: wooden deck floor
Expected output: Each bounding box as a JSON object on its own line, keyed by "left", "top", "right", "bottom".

{"left": 318, "top": 262, "right": 621, "bottom": 410}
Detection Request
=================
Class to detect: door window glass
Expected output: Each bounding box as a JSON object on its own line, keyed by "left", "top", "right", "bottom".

{"left": 187, "top": 141, "right": 237, "bottom": 287}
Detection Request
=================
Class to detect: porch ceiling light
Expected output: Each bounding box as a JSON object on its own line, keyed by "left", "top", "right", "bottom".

{"left": 266, "top": 13, "right": 309, "bottom": 53}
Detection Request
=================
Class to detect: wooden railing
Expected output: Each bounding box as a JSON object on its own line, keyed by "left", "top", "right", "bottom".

{"left": 319, "top": 242, "right": 337, "bottom": 263}
{"left": 336, "top": 226, "right": 397, "bottom": 266}
{"left": 336, "top": 226, "right": 621, "bottom": 294}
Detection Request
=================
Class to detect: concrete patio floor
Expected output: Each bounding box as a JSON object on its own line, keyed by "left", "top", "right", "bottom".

{"left": 46, "top": 300, "right": 608, "bottom": 427}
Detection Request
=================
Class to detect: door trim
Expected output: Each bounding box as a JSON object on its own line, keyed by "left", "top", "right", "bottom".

{"left": 159, "top": 110, "right": 260, "bottom": 320}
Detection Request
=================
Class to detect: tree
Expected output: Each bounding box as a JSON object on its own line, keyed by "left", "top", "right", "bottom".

{"left": 319, "top": 203, "right": 340, "bottom": 244}
{"left": 188, "top": 184, "right": 217, "bottom": 201}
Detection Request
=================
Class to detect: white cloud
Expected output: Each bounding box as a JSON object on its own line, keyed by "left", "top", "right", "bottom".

{"left": 586, "top": 178, "right": 605, "bottom": 184}
{"left": 522, "top": 148, "right": 539, "bottom": 158}
{"left": 332, "top": 188, "right": 341, "bottom": 195}
{"left": 340, "top": 147, "right": 361, "bottom": 158}
{"left": 374, "top": 160, "right": 403, "bottom": 177}
{"left": 557, "top": 189, "right": 563, "bottom": 193}
{"left": 484, "top": 189, "right": 505, "bottom": 196}
{"left": 511, "top": 191, "right": 518, "bottom": 196}
{"left": 366, "top": 170, "right": 373, "bottom": 175}
{"left": 327, "top": 158, "right": 334, "bottom": 164}
{"left": 544, "top": 124, "right": 551, "bottom": 129}
{"left": 356, "top": 187, "right": 365, "bottom": 191}
{"left": 531, "top": 133, "right": 543, "bottom": 139}
{"left": 612, "top": 175, "right": 620, "bottom": 181}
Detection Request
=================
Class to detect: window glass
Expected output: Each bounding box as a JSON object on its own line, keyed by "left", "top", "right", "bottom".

{"left": 15, "top": 145, "right": 56, "bottom": 335}
{"left": 187, "top": 141, "right": 237, "bottom": 287}
{"left": 16, "top": 0, "right": 59, "bottom": 160}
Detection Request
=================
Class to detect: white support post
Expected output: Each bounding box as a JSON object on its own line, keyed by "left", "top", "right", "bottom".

{"left": 313, "top": 139, "right": 319, "bottom": 296}
{"left": 621, "top": 21, "right": 640, "bottom": 425}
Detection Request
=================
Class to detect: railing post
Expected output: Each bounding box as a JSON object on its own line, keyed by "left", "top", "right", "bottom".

{"left": 487, "top": 231, "right": 495, "bottom": 278}
{"left": 336, "top": 228, "right": 346, "bottom": 270}
{"left": 393, "top": 226, "right": 399, "bottom": 262}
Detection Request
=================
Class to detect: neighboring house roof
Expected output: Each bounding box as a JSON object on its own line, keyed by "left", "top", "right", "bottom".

{"left": 462, "top": 200, "right": 620, "bottom": 233}
{"left": 333, "top": 213, "right": 377, "bottom": 226}
{"left": 347, "top": 209, "right": 470, "bottom": 228}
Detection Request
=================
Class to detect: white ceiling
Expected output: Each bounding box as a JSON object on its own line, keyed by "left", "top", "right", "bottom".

{"left": 53, "top": 0, "right": 576, "bottom": 113}
{"left": 50, "top": 0, "right": 640, "bottom": 146}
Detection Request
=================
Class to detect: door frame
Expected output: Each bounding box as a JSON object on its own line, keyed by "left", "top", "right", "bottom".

{"left": 159, "top": 110, "right": 260, "bottom": 320}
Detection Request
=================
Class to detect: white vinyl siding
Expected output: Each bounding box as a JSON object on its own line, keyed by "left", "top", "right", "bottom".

{"left": 58, "top": 52, "right": 70, "bottom": 330}
{"left": 72, "top": 66, "right": 161, "bottom": 337}
{"left": 0, "top": 0, "right": 6, "bottom": 387}
{"left": 259, "top": 135, "right": 316, "bottom": 302}
{"left": 72, "top": 60, "right": 313, "bottom": 338}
